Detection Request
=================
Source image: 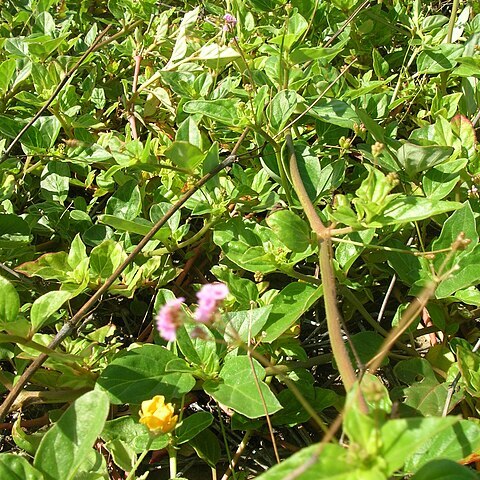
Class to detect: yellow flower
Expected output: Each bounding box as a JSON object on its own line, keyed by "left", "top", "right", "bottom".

{"left": 139, "top": 395, "right": 178, "bottom": 434}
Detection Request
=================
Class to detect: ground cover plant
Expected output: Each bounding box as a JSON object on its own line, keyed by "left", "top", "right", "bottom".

{"left": 0, "top": 0, "right": 479, "bottom": 478}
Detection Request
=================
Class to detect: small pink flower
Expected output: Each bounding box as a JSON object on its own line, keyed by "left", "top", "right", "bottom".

{"left": 156, "top": 297, "right": 185, "bottom": 341}
{"left": 194, "top": 283, "right": 229, "bottom": 324}
{"left": 223, "top": 13, "right": 237, "bottom": 32}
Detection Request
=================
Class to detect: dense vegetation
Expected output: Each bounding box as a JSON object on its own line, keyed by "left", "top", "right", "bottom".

{"left": 0, "top": 0, "right": 479, "bottom": 478}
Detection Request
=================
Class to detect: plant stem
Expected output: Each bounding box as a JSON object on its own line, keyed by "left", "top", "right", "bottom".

{"left": 319, "top": 237, "right": 358, "bottom": 391}
{"left": 446, "top": 0, "right": 460, "bottom": 43}
{"left": 367, "top": 282, "right": 437, "bottom": 373}
{"left": 168, "top": 445, "right": 177, "bottom": 478}
{"left": 285, "top": 132, "right": 363, "bottom": 407}
{"left": 221, "top": 430, "right": 252, "bottom": 480}
{"left": 125, "top": 436, "right": 154, "bottom": 480}
{"left": 441, "top": 0, "right": 460, "bottom": 93}
{"left": 143, "top": 218, "right": 218, "bottom": 257}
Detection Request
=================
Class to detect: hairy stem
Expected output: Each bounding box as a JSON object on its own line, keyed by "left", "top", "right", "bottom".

{"left": 285, "top": 133, "right": 360, "bottom": 397}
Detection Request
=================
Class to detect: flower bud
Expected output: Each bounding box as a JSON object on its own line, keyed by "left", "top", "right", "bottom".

{"left": 339, "top": 136, "right": 352, "bottom": 149}
{"left": 452, "top": 232, "right": 471, "bottom": 251}
{"left": 371, "top": 141, "right": 384, "bottom": 157}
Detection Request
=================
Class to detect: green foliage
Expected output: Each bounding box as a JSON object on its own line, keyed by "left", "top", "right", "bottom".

{"left": 0, "top": 0, "right": 480, "bottom": 478}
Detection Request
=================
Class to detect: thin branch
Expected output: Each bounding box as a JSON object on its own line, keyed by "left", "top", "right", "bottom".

{"left": 275, "top": 57, "right": 357, "bottom": 140}
{"left": 323, "top": 0, "right": 371, "bottom": 48}
{"left": 220, "top": 431, "right": 252, "bottom": 480}
{"left": 446, "top": 0, "right": 460, "bottom": 43}
{"left": 128, "top": 54, "right": 142, "bottom": 139}
{"left": 367, "top": 282, "right": 437, "bottom": 373}
{"left": 377, "top": 274, "right": 396, "bottom": 323}
{"left": 92, "top": 19, "right": 144, "bottom": 51}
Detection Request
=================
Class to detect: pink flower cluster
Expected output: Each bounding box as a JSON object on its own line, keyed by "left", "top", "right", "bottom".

{"left": 156, "top": 283, "right": 229, "bottom": 342}
{"left": 223, "top": 13, "right": 237, "bottom": 32}
{"left": 156, "top": 297, "right": 185, "bottom": 342}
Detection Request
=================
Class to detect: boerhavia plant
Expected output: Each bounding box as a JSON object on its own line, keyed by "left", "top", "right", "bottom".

{"left": 0, "top": 0, "right": 480, "bottom": 479}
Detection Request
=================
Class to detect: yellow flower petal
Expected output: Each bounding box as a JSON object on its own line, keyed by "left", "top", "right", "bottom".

{"left": 139, "top": 396, "right": 178, "bottom": 434}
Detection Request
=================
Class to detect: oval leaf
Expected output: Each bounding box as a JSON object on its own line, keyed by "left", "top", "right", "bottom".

{"left": 33, "top": 390, "right": 110, "bottom": 480}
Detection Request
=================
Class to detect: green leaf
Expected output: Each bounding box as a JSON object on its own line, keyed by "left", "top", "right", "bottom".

{"left": 103, "top": 439, "right": 136, "bottom": 472}
{"left": 98, "top": 214, "right": 169, "bottom": 241}
{"left": 293, "top": 143, "right": 324, "bottom": 202}
{"left": 105, "top": 180, "right": 142, "bottom": 221}
{"left": 0, "top": 276, "right": 20, "bottom": 326}
{"left": 346, "top": 331, "right": 388, "bottom": 368}
{"left": 266, "top": 90, "right": 297, "bottom": 132}
{"left": 164, "top": 141, "right": 205, "bottom": 171}
{"left": 68, "top": 234, "right": 88, "bottom": 269}
{"left": 0, "top": 214, "right": 32, "bottom": 247}
{"left": 432, "top": 202, "right": 477, "bottom": 272}
{"left": 89, "top": 240, "right": 126, "bottom": 281}
{"left": 6, "top": 116, "right": 62, "bottom": 151}
{"left": 266, "top": 210, "right": 311, "bottom": 253}
{"left": 0, "top": 59, "right": 16, "bottom": 94}
{"left": 309, "top": 99, "right": 359, "bottom": 129}
{"left": 194, "top": 44, "right": 241, "bottom": 68}
{"left": 213, "top": 218, "right": 278, "bottom": 273}
{"left": 436, "top": 245, "right": 480, "bottom": 298}
{"left": 12, "top": 417, "right": 43, "bottom": 455}
{"left": 256, "top": 444, "right": 354, "bottom": 479}
{"left": 0, "top": 454, "right": 44, "bottom": 480}
{"left": 411, "top": 459, "right": 480, "bottom": 480}
{"left": 417, "top": 44, "right": 464, "bottom": 74}
{"left": 189, "top": 429, "right": 221, "bottom": 467}
{"left": 167, "top": 7, "right": 199, "bottom": 65}
{"left": 262, "top": 282, "right": 323, "bottom": 342}
{"left": 101, "top": 416, "right": 169, "bottom": 453}
{"left": 203, "top": 356, "right": 282, "bottom": 418}
{"left": 290, "top": 46, "right": 344, "bottom": 64}
{"left": 150, "top": 202, "right": 181, "bottom": 234}
{"left": 393, "top": 358, "right": 463, "bottom": 416}
{"left": 96, "top": 344, "right": 195, "bottom": 404}
{"left": 454, "top": 56, "right": 480, "bottom": 77}
{"left": 40, "top": 161, "right": 70, "bottom": 203}
{"left": 27, "top": 34, "right": 68, "bottom": 59}
{"left": 457, "top": 345, "right": 480, "bottom": 397}
{"left": 406, "top": 419, "right": 480, "bottom": 472}
{"left": 336, "top": 229, "right": 375, "bottom": 274}
{"left": 211, "top": 265, "right": 259, "bottom": 307}
{"left": 17, "top": 252, "right": 70, "bottom": 281}
{"left": 386, "top": 239, "right": 431, "bottom": 287}
{"left": 372, "top": 48, "right": 389, "bottom": 78}
{"left": 30, "top": 290, "right": 73, "bottom": 332}
{"left": 33, "top": 390, "right": 110, "bottom": 480}
{"left": 223, "top": 305, "right": 273, "bottom": 343}
{"left": 183, "top": 99, "right": 242, "bottom": 126}
{"left": 379, "top": 416, "right": 459, "bottom": 475}
{"left": 422, "top": 158, "right": 467, "bottom": 200}
{"left": 175, "top": 412, "right": 213, "bottom": 444}
{"left": 370, "top": 197, "right": 461, "bottom": 227}
{"left": 176, "top": 323, "right": 221, "bottom": 375}
{"left": 177, "top": 117, "right": 203, "bottom": 149}
{"left": 451, "top": 114, "right": 476, "bottom": 157}
{"left": 397, "top": 142, "right": 454, "bottom": 178}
